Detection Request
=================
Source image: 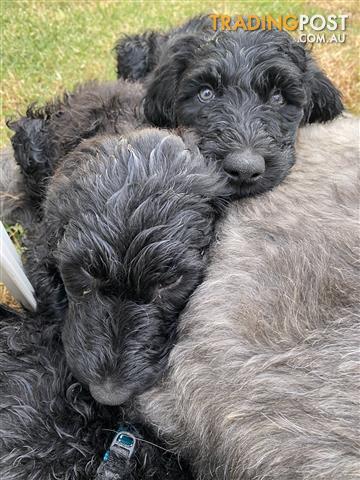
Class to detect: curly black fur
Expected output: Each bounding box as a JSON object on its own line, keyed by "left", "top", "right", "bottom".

{"left": 141, "top": 25, "right": 343, "bottom": 197}
{"left": 8, "top": 80, "right": 146, "bottom": 213}
{"left": 0, "top": 303, "right": 193, "bottom": 479}
{"left": 114, "top": 15, "right": 212, "bottom": 81}
{"left": 115, "top": 31, "right": 167, "bottom": 81}
{"left": 115, "top": 16, "right": 343, "bottom": 197}
{"left": 2, "top": 129, "right": 222, "bottom": 479}
{"left": 24, "top": 129, "right": 228, "bottom": 406}
{"left": 8, "top": 18, "right": 341, "bottom": 210}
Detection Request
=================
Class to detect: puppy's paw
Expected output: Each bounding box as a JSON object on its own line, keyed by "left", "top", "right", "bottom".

{"left": 7, "top": 116, "right": 52, "bottom": 209}
{"left": 114, "top": 32, "right": 166, "bottom": 81}
{"left": 8, "top": 117, "right": 48, "bottom": 172}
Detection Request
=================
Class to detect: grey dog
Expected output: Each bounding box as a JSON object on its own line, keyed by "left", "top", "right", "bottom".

{"left": 138, "top": 115, "right": 360, "bottom": 480}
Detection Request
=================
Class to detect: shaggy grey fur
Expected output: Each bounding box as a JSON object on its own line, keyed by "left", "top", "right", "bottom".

{"left": 138, "top": 115, "right": 360, "bottom": 479}
{"left": 8, "top": 24, "right": 344, "bottom": 214}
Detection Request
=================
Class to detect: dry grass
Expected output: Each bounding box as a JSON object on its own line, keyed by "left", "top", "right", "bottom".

{"left": 0, "top": 284, "right": 20, "bottom": 310}
{"left": 305, "top": 0, "right": 360, "bottom": 113}
{"left": 313, "top": 38, "right": 360, "bottom": 114}
{"left": 0, "top": 224, "right": 25, "bottom": 307}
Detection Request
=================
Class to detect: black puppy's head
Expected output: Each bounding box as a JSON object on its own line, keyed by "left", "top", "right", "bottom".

{"left": 144, "top": 28, "right": 343, "bottom": 197}
{"left": 45, "top": 130, "right": 227, "bottom": 405}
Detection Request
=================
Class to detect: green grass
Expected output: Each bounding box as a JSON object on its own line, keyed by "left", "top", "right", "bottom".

{"left": 1, "top": 0, "right": 359, "bottom": 147}
{"left": 4, "top": 223, "right": 25, "bottom": 253}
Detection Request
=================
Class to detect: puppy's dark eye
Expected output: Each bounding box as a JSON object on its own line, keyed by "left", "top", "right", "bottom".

{"left": 198, "top": 87, "right": 215, "bottom": 103}
{"left": 270, "top": 89, "right": 285, "bottom": 105}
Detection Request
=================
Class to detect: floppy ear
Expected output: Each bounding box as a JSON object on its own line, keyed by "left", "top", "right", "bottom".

{"left": 285, "top": 40, "right": 343, "bottom": 123}
{"left": 302, "top": 52, "right": 344, "bottom": 123}
{"left": 7, "top": 113, "right": 52, "bottom": 210}
{"left": 23, "top": 218, "right": 68, "bottom": 315}
{"left": 114, "top": 15, "right": 212, "bottom": 82}
{"left": 143, "top": 34, "right": 204, "bottom": 127}
{"left": 114, "top": 31, "right": 167, "bottom": 81}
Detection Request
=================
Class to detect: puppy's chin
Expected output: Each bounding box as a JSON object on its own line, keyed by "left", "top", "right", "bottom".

{"left": 88, "top": 373, "right": 160, "bottom": 406}
{"left": 89, "top": 382, "right": 132, "bottom": 406}
{"left": 226, "top": 156, "right": 295, "bottom": 198}
{"left": 227, "top": 179, "right": 266, "bottom": 198}
{"left": 227, "top": 171, "right": 289, "bottom": 198}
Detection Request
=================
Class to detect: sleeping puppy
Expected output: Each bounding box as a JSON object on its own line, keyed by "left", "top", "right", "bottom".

{"left": 0, "top": 302, "right": 193, "bottom": 480}
{"left": 2, "top": 129, "right": 225, "bottom": 478}
{"left": 24, "top": 129, "right": 228, "bottom": 406}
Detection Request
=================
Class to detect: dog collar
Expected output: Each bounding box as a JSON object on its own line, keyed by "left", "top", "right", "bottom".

{"left": 104, "top": 428, "right": 136, "bottom": 461}
{"left": 96, "top": 426, "right": 136, "bottom": 479}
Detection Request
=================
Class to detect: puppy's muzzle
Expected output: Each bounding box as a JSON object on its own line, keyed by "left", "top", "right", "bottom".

{"left": 224, "top": 150, "right": 265, "bottom": 183}
{"left": 90, "top": 381, "right": 131, "bottom": 406}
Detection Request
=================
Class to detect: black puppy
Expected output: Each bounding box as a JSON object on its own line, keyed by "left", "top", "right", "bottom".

{"left": 116, "top": 18, "right": 343, "bottom": 197}
{"left": 114, "top": 15, "right": 211, "bottom": 81}
{"left": 9, "top": 23, "right": 343, "bottom": 212}
{"left": 25, "top": 129, "right": 227, "bottom": 406}
{"left": 8, "top": 79, "right": 146, "bottom": 213}
{"left": 0, "top": 302, "right": 193, "bottom": 479}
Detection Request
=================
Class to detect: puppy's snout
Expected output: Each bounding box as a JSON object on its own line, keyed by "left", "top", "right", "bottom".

{"left": 89, "top": 380, "right": 130, "bottom": 406}
{"left": 224, "top": 150, "right": 265, "bottom": 183}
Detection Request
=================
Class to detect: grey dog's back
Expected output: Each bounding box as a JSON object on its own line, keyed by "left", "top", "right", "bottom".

{"left": 139, "top": 115, "right": 360, "bottom": 479}
{"left": 1, "top": 116, "right": 359, "bottom": 479}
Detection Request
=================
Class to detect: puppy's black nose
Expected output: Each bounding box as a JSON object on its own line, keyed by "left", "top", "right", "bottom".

{"left": 89, "top": 381, "right": 130, "bottom": 405}
{"left": 224, "top": 150, "right": 265, "bottom": 183}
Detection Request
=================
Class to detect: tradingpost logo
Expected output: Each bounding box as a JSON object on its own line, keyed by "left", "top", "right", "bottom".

{"left": 210, "top": 14, "right": 349, "bottom": 43}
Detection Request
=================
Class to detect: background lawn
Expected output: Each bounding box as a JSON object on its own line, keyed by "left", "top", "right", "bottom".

{"left": 0, "top": 0, "right": 359, "bottom": 305}
{"left": 1, "top": 0, "right": 359, "bottom": 147}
